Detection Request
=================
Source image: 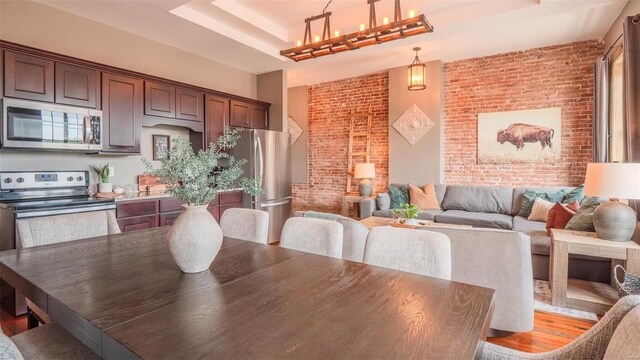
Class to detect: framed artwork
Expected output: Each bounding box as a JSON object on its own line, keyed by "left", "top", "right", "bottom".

{"left": 153, "top": 135, "right": 170, "bottom": 160}
{"left": 477, "top": 108, "right": 561, "bottom": 164}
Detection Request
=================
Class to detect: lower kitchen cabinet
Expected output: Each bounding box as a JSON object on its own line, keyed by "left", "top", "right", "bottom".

{"left": 159, "top": 211, "right": 182, "bottom": 226}
{"left": 117, "top": 215, "right": 158, "bottom": 232}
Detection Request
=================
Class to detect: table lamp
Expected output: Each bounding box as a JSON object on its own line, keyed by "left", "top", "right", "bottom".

{"left": 583, "top": 162, "right": 640, "bottom": 241}
{"left": 354, "top": 163, "right": 376, "bottom": 197}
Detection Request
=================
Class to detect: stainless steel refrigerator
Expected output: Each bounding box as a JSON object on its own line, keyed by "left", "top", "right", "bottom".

{"left": 235, "top": 129, "right": 291, "bottom": 244}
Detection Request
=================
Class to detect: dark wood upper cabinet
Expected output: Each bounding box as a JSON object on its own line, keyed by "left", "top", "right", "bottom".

{"left": 4, "top": 51, "right": 54, "bottom": 102}
{"left": 230, "top": 99, "right": 252, "bottom": 128}
{"left": 251, "top": 104, "right": 269, "bottom": 129}
{"left": 144, "top": 81, "right": 175, "bottom": 118}
{"left": 176, "top": 88, "right": 203, "bottom": 122}
{"left": 102, "top": 73, "right": 143, "bottom": 153}
{"left": 205, "top": 94, "right": 229, "bottom": 149}
{"left": 55, "top": 63, "right": 99, "bottom": 108}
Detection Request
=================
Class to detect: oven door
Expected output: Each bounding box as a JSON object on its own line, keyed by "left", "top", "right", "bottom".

{"left": 14, "top": 203, "right": 116, "bottom": 219}
{"left": 1, "top": 98, "right": 102, "bottom": 152}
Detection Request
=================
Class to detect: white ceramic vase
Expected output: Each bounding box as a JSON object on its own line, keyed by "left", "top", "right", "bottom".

{"left": 98, "top": 182, "right": 113, "bottom": 193}
{"left": 166, "top": 204, "right": 223, "bottom": 273}
{"left": 405, "top": 218, "right": 419, "bottom": 226}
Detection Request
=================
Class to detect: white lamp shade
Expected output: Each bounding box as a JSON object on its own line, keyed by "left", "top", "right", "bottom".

{"left": 584, "top": 163, "right": 640, "bottom": 200}
{"left": 354, "top": 163, "right": 376, "bottom": 179}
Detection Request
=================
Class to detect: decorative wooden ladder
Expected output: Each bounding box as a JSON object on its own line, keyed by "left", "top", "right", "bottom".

{"left": 346, "top": 108, "right": 372, "bottom": 194}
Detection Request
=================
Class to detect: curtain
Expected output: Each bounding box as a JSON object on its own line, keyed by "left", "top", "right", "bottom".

{"left": 593, "top": 57, "right": 609, "bottom": 162}
{"left": 624, "top": 15, "right": 640, "bottom": 218}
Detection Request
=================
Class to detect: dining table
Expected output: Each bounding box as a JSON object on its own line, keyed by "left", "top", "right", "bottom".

{"left": 0, "top": 227, "right": 495, "bottom": 359}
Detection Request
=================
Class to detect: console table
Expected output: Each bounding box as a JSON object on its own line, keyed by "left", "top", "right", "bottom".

{"left": 550, "top": 229, "right": 640, "bottom": 315}
{"left": 341, "top": 194, "right": 373, "bottom": 218}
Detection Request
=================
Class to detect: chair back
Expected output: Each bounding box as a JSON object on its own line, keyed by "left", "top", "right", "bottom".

{"left": 16, "top": 210, "right": 120, "bottom": 249}
{"left": 220, "top": 208, "right": 269, "bottom": 244}
{"left": 295, "top": 211, "right": 369, "bottom": 262}
{"left": 364, "top": 226, "right": 451, "bottom": 279}
{"left": 280, "top": 217, "right": 343, "bottom": 259}
{"left": 604, "top": 305, "right": 640, "bottom": 359}
{"left": 0, "top": 328, "right": 23, "bottom": 360}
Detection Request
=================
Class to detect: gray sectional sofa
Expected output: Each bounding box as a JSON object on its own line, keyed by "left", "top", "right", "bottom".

{"left": 360, "top": 184, "right": 612, "bottom": 283}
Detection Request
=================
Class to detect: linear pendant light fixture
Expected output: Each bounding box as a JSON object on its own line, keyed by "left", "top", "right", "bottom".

{"left": 280, "top": 0, "right": 433, "bottom": 62}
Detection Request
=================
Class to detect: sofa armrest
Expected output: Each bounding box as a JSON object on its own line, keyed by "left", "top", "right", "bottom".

{"left": 359, "top": 199, "right": 376, "bottom": 219}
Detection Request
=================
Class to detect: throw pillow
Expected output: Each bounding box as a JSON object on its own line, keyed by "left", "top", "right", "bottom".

{"left": 376, "top": 193, "right": 391, "bottom": 211}
{"left": 546, "top": 201, "right": 580, "bottom": 235}
{"left": 518, "top": 189, "right": 565, "bottom": 218}
{"left": 388, "top": 185, "right": 409, "bottom": 209}
{"left": 528, "top": 198, "right": 555, "bottom": 222}
{"left": 565, "top": 197, "right": 605, "bottom": 232}
{"left": 563, "top": 185, "right": 585, "bottom": 204}
{"left": 409, "top": 183, "right": 441, "bottom": 210}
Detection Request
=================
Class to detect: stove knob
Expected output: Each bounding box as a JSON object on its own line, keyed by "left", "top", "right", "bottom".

{"left": 16, "top": 177, "right": 24, "bottom": 183}
{"left": 77, "top": 176, "right": 84, "bottom": 182}
{"left": 67, "top": 176, "right": 74, "bottom": 182}
{"left": 3, "top": 178, "right": 12, "bottom": 183}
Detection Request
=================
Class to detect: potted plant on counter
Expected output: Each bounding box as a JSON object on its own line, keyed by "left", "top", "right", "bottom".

{"left": 143, "top": 127, "right": 261, "bottom": 273}
{"left": 92, "top": 163, "right": 113, "bottom": 193}
{"left": 392, "top": 203, "right": 422, "bottom": 226}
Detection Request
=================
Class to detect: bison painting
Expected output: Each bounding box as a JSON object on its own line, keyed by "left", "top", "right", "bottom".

{"left": 497, "top": 123, "right": 555, "bottom": 150}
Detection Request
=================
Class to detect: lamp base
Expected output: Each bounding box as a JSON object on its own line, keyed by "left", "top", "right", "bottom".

{"left": 359, "top": 179, "right": 372, "bottom": 197}
{"left": 593, "top": 200, "right": 637, "bottom": 242}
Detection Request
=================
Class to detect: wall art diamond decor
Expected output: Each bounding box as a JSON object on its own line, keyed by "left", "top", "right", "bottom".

{"left": 393, "top": 103, "right": 434, "bottom": 145}
{"left": 478, "top": 107, "right": 561, "bottom": 164}
{"left": 287, "top": 116, "right": 303, "bottom": 145}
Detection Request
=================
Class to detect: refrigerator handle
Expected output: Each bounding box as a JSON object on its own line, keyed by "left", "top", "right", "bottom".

{"left": 256, "top": 135, "right": 264, "bottom": 187}
{"left": 259, "top": 198, "right": 291, "bottom": 208}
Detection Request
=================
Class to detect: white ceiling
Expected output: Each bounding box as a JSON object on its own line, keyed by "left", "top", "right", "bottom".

{"left": 37, "top": 0, "right": 627, "bottom": 87}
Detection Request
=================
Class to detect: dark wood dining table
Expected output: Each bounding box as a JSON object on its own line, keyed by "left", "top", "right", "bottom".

{"left": 0, "top": 227, "right": 494, "bottom": 359}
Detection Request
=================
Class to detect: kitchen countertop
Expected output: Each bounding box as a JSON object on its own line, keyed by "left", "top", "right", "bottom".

{"left": 110, "top": 189, "right": 245, "bottom": 203}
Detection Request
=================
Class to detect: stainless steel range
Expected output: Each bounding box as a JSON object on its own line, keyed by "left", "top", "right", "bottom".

{"left": 0, "top": 170, "right": 116, "bottom": 315}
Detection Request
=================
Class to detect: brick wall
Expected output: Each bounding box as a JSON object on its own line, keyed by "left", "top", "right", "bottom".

{"left": 443, "top": 40, "right": 604, "bottom": 186}
{"left": 292, "top": 72, "right": 389, "bottom": 213}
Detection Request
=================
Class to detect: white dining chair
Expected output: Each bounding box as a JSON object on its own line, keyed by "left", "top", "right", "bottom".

{"left": 220, "top": 208, "right": 270, "bottom": 244}
{"left": 363, "top": 226, "right": 452, "bottom": 280}
{"left": 280, "top": 217, "right": 343, "bottom": 259}
{"left": 16, "top": 210, "right": 121, "bottom": 249}
{"left": 15, "top": 210, "right": 121, "bottom": 329}
{"left": 2, "top": 323, "right": 100, "bottom": 359}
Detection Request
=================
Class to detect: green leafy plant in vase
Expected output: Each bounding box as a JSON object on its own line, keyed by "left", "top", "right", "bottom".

{"left": 143, "top": 127, "right": 262, "bottom": 273}
{"left": 391, "top": 203, "right": 422, "bottom": 226}
{"left": 92, "top": 163, "right": 112, "bottom": 193}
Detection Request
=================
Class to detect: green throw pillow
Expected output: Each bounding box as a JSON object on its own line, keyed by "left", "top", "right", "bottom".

{"left": 564, "top": 197, "right": 605, "bottom": 232}
{"left": 518, "top": 189, "right": 565, "bottom": 218}
{"left": 563, "top": 185, "right": 585, "bottom": 204}
{"left": 388, "top": 185, "right": 409, "bottom": 209}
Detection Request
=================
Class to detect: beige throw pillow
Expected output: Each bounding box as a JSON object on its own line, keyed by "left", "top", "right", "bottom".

{"left": 409, "top": 183, "right": 440, "bottom": 210}
{"left": 528, "top": 198, "right": 555, "bottom": 222}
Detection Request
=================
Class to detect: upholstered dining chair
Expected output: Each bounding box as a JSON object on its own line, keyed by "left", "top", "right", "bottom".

{"left": 280, "top": 217, "right": 343, "bottom": 259}
{"left": 220, "top": 208, "right": 269, "bottom": 244}
{"left": 1, "top": 323, "right": 100, "bottom": 359}
{"left": 15, "top": 210, "right": 121, "bottom": 329}
{"left": 363, "top": 226, "right": 452, "bottom": 280}
{"left": 482, "top": 295, "right": 640, "bottom": 360}
{"left": 16, "top": 210, "right": 121, "bottom": 249}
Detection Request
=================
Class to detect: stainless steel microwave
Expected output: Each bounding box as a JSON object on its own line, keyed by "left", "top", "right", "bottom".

{"left": 1, "top": 98, "right": 102, "bottom": 152}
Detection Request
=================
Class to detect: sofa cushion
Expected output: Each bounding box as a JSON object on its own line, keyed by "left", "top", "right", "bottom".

{"left": 511, "top": 186, "right": 570, "bottom": 216}
{"left": 518, "top": 189, "right": 566, "bottom": 218}
{"left": 376, "top": 193, "right": 391, "bottom": 211}
{"left": 372, "top": 209, "right": 443, "bottom": 221}
{"left": 388, "top": 184, "right": 409, "bottom": 209}
{"left": 546, "top": 201, "right": 580, "bottom": 235}
{"left": 434, "top": 210, "right": 513, "bottom": 230}
{"left": 441, "top": 185, "right": 513, "bottom": 215}
{"left": 513, "top": 216, "right": 550, "bottom": 255}
{"left": 563, "top": 185, "right": 585, "bottom": 203}
{"left": 565, "top": 197, "right": 606, "bottom": 232}
{"left": 409, "top": 183, "right": 440, "bottom": 210}
{"left": 434, "top": 184, "right": 447, "bottom": 205}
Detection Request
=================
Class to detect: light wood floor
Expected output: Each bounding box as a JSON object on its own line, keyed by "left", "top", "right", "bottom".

{"left": 1, "top": 307, "right": 594, "bottom": 353}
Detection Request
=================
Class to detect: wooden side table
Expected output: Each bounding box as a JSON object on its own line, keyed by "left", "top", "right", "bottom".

{"left": 342, "top": 194, "right": 374, "bottom": 218}
{"left": 550, "top": 229, "right": 640, "bottom": 315}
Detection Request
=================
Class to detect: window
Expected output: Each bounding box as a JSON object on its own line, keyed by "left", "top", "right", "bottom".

{"left": 609, "top": 51, "right": 625, "bottom": 162}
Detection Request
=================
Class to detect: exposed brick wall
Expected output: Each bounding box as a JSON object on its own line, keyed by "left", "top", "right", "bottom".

{"left": 443, "top": 40, "right": 604, "bottom": 187}
{"left": 292, "top": 72, "right": 389, "bottom": 213}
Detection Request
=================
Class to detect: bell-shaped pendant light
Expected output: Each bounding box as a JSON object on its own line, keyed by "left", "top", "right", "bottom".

{"left": 407, "top": 47, "right": 427, "bottom": 91}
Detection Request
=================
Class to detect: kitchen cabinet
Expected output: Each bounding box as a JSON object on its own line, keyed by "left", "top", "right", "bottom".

{"left": 176, "top": 88, "right": 203, "bottom": 122}
{"left": 207, "top": 205, "right": 221, "bottom": 222}
{"left": 159, "top": 212, "right": 182, "bottom": 226}
{"left": 4, "top": 51, "right": 54, "bottom": 102}
{"left": 205, "top": 94, "right": 229, "bottom": 149}
{"left": 102, "top": 73, "right": 143, "bottom": 153}
{"left": 116, "top": 199, "right": 158, "bottom": 233}
{"left": 118, "top": 215, "right": 158, "bottom": 232}
{"left": 144, "top": 81, "right": 175, "bottom": 118}
{"left": 230, "top": 99, "right": 269, "bottom": 129}
{"left": 55, "top": 62, "right": 99, "bottom": 108}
